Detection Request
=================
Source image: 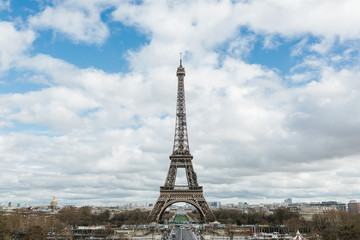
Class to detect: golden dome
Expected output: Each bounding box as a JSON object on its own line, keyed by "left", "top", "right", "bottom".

{"left": 50, "top": 196, "right": 57, "bottom": 207}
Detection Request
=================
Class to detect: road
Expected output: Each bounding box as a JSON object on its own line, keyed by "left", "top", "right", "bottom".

{"left": 171, "top": 226, "right": 199, "bottom": 240}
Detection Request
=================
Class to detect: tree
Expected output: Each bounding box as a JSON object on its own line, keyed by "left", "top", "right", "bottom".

{"left": 0, "top": 211, "right": 9, "bottom": 239}
{"left": 312, "top": 212, "right": 329, "bottom": 232}
{"left": 111, "top": 209, "right": 150, "bottom": 224}
{"left": 27, "top": 225, "right": 45, "bottom": 240}
{"left": 58, "top": 206, "right": 80, "bottom": 226}
{"left": 272, "top": 207, "right": 299, "bottom": 225}
{"left": 79, "top": 206, "right": 93, "bottom": 225}
{"left": 284, "top": 217, "right": 301, "bottom": 233}
{"left": 312, "top": 210, "right": 354, "bottom": 239}
{"left": 6, "top": 211, "right": 24, "bottom": 238}
{"left": 94, "top": 209, "right": 110, "bottom": 224}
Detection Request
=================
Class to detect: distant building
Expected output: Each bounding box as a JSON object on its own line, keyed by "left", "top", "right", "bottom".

{"left": 313, "top": 201, "right": 346, "bottom": 211}
{"left": 348, "top": 200, "right": 360, "bottom": 214}
{"left": 299, "top": 205, "right": 337, "bottom": 221}
{"left": 72, "top": 226, "right": 108, "bottom": 238}
{"left": 209, "top": 202, "right": 221, "bottom": 208}
{"left": 238, "top": 202, "right": 249, "bottom": 207}
{"left": 49, "top": 196, "right": 58, "bottom": 210}
{"left": 284, "top": 198, "right": 292, "bottom": 206}
{"left": 223, "top": 203, "right": 235, "bottom": 209}
{"left": 298, "top": 201, "right": 346, "bottom": 221}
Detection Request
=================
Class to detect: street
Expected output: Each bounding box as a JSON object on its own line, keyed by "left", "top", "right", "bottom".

{"left": 171, "top": 226, "right": 199, "bottom": 240}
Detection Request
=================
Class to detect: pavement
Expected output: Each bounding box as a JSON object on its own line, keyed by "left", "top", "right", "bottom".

{"left": 170, "top": 226, "right": 200, "bottom": 240}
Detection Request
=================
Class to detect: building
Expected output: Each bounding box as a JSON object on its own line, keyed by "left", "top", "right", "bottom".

{"left": 299, "top": 205, "right": 337, "bottom": 221}
{"left": 315, "top": 201, "right": 346, "bottom": 211}
{"left": 49, "top": 196, "right": 58, "bottom": 210}
{"left": 209, "top": 202, "right": 221, "bottom": 208}
{"left": 348, "top": 200, "right": 360, "bottom": 214}
{"left": 284, "top": 198, "right": 292, "bottom": 206}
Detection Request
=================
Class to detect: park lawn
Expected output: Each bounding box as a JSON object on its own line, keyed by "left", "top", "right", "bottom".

{"left": 174, "top": 215, "right": 189, "bottom": 222}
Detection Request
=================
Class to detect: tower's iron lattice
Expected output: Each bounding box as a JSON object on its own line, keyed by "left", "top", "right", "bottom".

{"left": 147, "top": 58, "right": 215, "bottom": 223}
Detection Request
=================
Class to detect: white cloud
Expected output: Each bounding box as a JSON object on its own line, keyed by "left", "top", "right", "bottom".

{"left": 236, "top": 0, "right": 360, "bottom": 40}
{"left": 227, "top": 34, "right": 256, "bottom": 58}
{"left": 26, "top": 0, "right": 360, "bottom": 51}
{"left": 2, "top": 0, "right": 360, "bottom": 205}
{"left": 4, "top": 53, "right": 359, "bottom": 205}
{"left": 28, "top": 0, "right": 113, "bottom": 44}
{"left": 112, "top": 0, "right": 243, "bottom": 70}
{"left": 310, "top": 37, "right": 336, "bottom": 54}
{"left": 0, "top": 87, "right": 98, "bottom": 131}
{"left": 291, "top": 37, "right": 309, "bottom": 57}
{"left": 262, "top": 34, "right": 281, "bottom": 50}
{"left": 0, "top": 0, "right": 9, "bottom": 10}
{"left": 0, "top": 21, "right": 35, "bottom": 71}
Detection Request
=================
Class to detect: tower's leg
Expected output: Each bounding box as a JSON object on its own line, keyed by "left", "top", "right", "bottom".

{"left": 148, "top": 202, "right": 164, "bottom": 222}
{"left": 148, "top": 195, "right": 167, "bottom": 222}
{"left": 185, "top": 164, "right": 198, "bottom": 187}
{"left": 198, "top": 200, "right": 216, "bottom": 222}
{"left": 164, "top": 165, "right": 177, "bottom": 187}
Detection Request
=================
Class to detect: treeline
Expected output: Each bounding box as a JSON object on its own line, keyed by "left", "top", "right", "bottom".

{"left": 0, "top": 207, "right": 152, "bottom": 239}
{"left": 1, "top": 207, "right": 360, "bottom": 239}
{"left": 57, "top": 206, "right": 174, "bottom": 226}
{"left": 213, "top": 207, "right": 301, "bottom": 225}
{"left": 212, "top": 208, "right": 360, "bottom": 240}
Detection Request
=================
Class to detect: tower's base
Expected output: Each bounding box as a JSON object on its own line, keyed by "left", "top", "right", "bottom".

{"left": 148, "top": 187, "right": 215, "bottom": 222}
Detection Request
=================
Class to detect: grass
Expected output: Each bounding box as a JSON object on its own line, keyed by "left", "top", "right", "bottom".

{"left": 174, "top": 215, "right": 189, "bottom": 222}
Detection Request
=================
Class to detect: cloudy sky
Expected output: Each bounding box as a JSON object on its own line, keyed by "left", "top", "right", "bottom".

{"left": 1, "top": 0, "right": 360, "bottom": 207}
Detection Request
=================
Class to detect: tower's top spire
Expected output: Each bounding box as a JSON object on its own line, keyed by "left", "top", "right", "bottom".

{"left": 177, "top": 53, "right": 185, "bottom": 76}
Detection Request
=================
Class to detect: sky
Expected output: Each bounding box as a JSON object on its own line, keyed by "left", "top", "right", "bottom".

{"left": 1, "top": 0, "right": 360, "bottom": 207}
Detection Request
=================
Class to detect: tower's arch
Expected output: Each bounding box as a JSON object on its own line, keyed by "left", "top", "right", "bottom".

{"left": 158, "top": 199, "right": 205, "bottom": 222}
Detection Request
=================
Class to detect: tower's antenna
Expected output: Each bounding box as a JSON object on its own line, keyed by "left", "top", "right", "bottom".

{"left": 180, "top": 52, "right": 182, "bottom": 66}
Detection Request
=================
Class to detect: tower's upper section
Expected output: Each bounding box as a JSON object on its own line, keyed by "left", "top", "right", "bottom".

{"left": 176, "top": 57, "right": 185, "bottom": 76}
{"left": 172, "top": 57, "right": 190, "bottom": 155}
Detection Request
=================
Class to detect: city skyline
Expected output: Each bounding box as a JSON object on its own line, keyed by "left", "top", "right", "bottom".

{"left": 1, "top": 0, "right": 360, "bottom": 206}
{"left": 0, "top": 196, "right": 354, "bottom": 208}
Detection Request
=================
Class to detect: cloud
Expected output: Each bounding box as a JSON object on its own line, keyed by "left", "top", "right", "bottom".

{"left": 309, "top": 37, "right": 336, "bottom": 55}
{"left": 227, "top": 33, "right": 256, "bottom": 58}
{"left": 0, "top": 0, "right": 9, "bottom": 10}
{"left": 0, "top": 21, "right": 35, "bottom": 72}
{"left": 112, "top": 0, "right": 244, "bottom": 70}
{"left": 291, "top": 37, "right": 309, "bottom": 57}
{"left": 0, "top": 50, "right": 176, "bottom": 204}
{"left": 112, "top": 0, "right": 360, "bottom": 65}
{"left": 236, "top": 0, "right": 360, "bottom": 40}
{"left": 0, "top": 87, "right": 98, "bottom": 132}
{"left": 2, "top": 0, "right": 360, "bottom": 206}
{"left": 28, "top": 0, "right": 112, "bottom": 45}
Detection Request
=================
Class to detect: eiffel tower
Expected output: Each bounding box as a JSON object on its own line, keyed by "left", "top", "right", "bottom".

{"left": 148, "top": 56, "right": 215, "bottom": 223}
